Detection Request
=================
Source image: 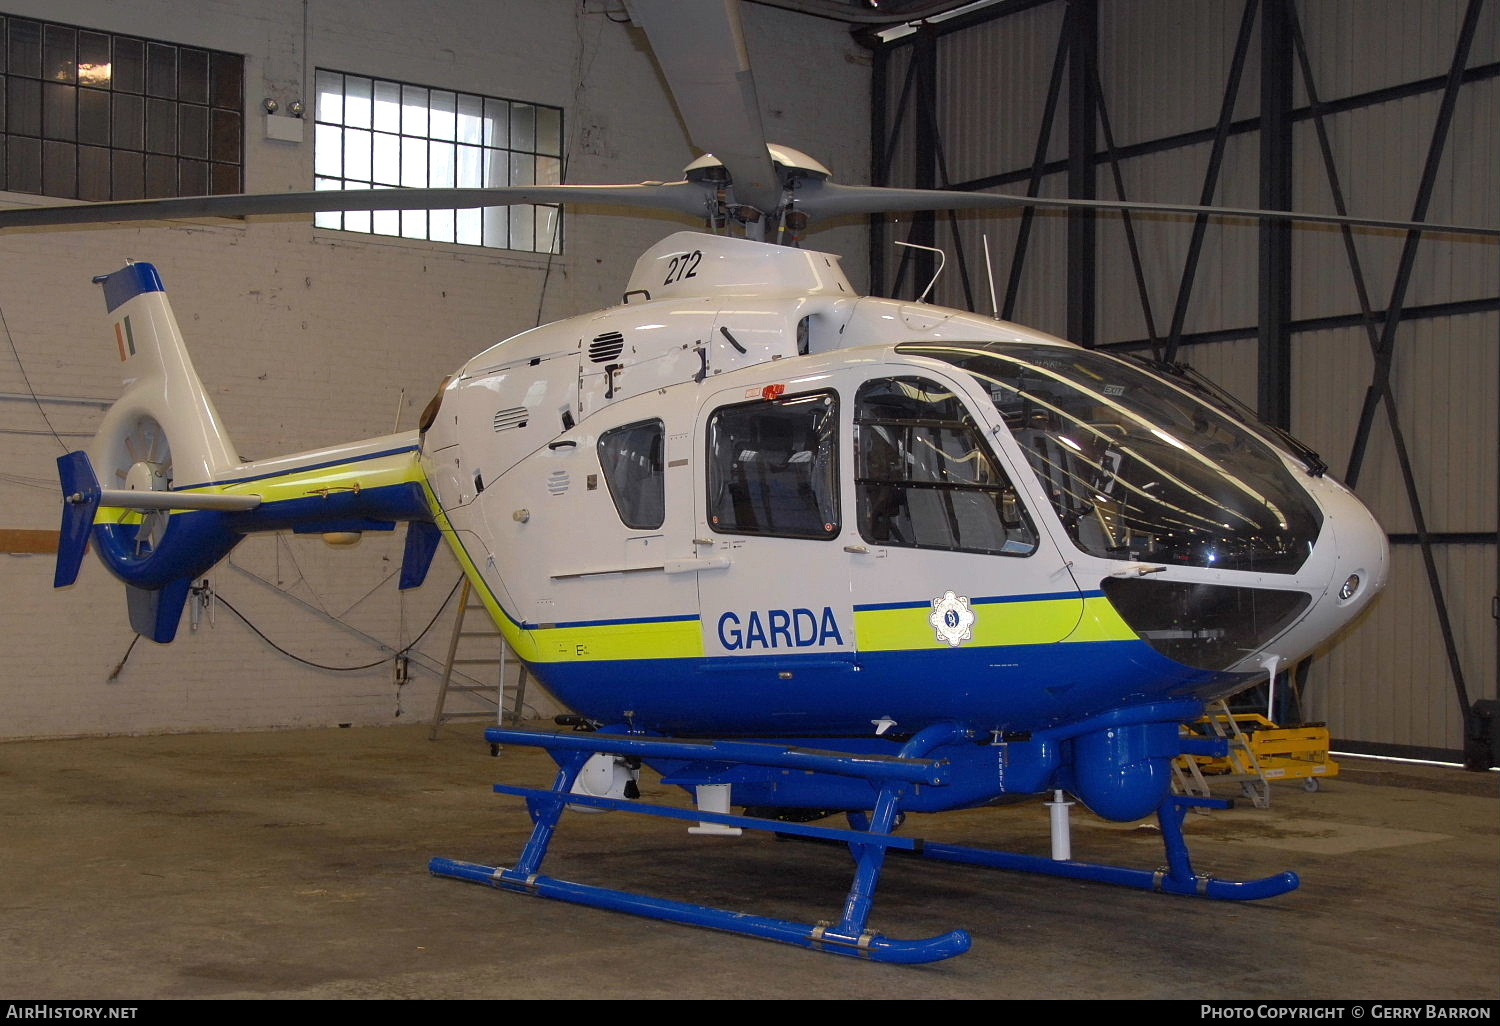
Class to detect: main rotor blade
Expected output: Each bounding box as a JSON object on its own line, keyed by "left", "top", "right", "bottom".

{"left": 0, "top": 182, "right": 712, "bottom": 231}
{"left": 627, "top": 0, "right": 781, "bottom": 215}
{"left": 799, "top": 182, "right": 1500, "bottom": 238}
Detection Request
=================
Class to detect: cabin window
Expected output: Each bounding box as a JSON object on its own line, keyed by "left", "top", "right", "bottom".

{"left": 706, "top": 392, "right": 839, "bottom": 540}
{"left": 313, "top": 69, "right": 561, "bottom": 252}
{"left": 854, "top": 376, "right": 1037, "bottom": 556}
{"left": 0, "top": 15, "right": 244, "bottom": 200}
{"left": 598, "top": 419, "right": 665, "bottom": 530}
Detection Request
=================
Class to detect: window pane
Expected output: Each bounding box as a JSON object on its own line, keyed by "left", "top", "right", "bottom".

{"left": 401, "top": 85, "right": 428, "bottom": 136}
{"left": 537, "top": 205, "right": 561, "bottom": 253}
{"left": 42, "top": 82, "right": 75, "bottom": 141}
{"left": 599, "top": 421, "right": 666, "bottom": 529}
{"left": 146, "top": 42, "right": 176, "bottom": 99}
{"left": 43, "top": 24, "right": 75, "bottom": 83}
{"left": 483, "top": 147, "right": 507, "bottom": 186}
{"left": 314, "top": 122, "right": 342, "bottom": 176}
{"left": 343, "top": 76, "right": 371, "bottom": 129}
{"left": 78, "top": 33, "right": 110, "bottom": 86}
{"left": 456, "top": 143, "right": 481, "bottom": 188}
{"left": 372, "top": 206, "right": 400, "bottom": 237}
{"left": 509, "top": 203, "right": 533, "bottom": 251}
{"left": 179, "top": 49, "right": 208, "bottom": 104}
{"left": 343, "top": 126, "right": 371, "bottom": 181}
{"left": 536, "top": 106, "right": 560, "bottom": 156}
{"left": 483, "top": 98, "right": 508, "bottom": 148}
{"left": 399, "top": 136, "right": 426, "bottom": 187}
{"left": 855, "top": 377, "right": 1036, "bottom": 556}
{"left": 7, "top": 136, "right": 40, "bottom": 192}
{"left": 429, "top": 90, "right": 455, "bottom": 140}
{"left": 145, "top": 152, "right": 175, "bottom": 197}
{"left": 455, "top": 207, "right": 482, "bottom": 246}
{"left": 316, "top": 70, "right": 343, "bottom": 124}
{"left": 509, "top": 151, "right": 534, "bottom": 187}
{"left": 146, "top": 97, "right": 176, "bottom": 153}
{"left": 209, "top": 107, "right": 240, "bottom": 163}
{"left": 372, "top": 131, "right": 399, "bottom": 185}
{"left": 373, "top": 79, "right": 400, "bottom": 133}
{"left": 111, "top": 92, "right": 143, "bottom": 150}
{"left": 8, "top": 77, "right": 40, "bottom": 136}
{"left": 78, "top": 88, "right": 109, "bottom": 146}
{"left": 178, "top": 156, "right": 207, "bottom": 195}
{"left": 209, "top": 52, "right": 241, "bottom": 110}
{"left": 78, "top": 144, "right": 109, "bottom": 199}
{"left": 482, "top": 206, "right": 508, "bottom": 248}
{"left": 42, "top": 138, "right": 74, "bottom": 195}
{"left": 429, "top": 139, "right": 454, "bottom": 187}
{"left": 209, "top": 160, "right": 238, "bottom": 194}
{"left": 708, "top": 393, "right": 839, "bottom": 539}
{"left": 400, "top": 208, "right": 426, "bottom": 239}
{"left": 111, "top": 148, "right": 142, "bottom": 199}
{"left": 429, "top": 207, "right": 455, "bottom": 243}
{"left": 456, "top": 93, "right": 483, "bottom": 144}
{"left": 510, "top": 103, "right": 535, "bottom": 152}
{"left": 536, "top": 154, "right": 560, "bottom": 186}
{"left": 9, "top": 19, "right": 42, "bottom": 79}
{"left": 114, "top": 37, "right": 144, "bottom": 93}
{"left": 178, "top": 104, "right": 208, "bottom": 159}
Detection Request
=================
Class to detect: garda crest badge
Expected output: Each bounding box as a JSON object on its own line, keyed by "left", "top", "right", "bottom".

{"left": 929, "top": 591, "right": 976, "bottom": 647}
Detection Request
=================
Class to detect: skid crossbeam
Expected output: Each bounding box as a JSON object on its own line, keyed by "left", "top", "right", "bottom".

{"left": 429, "top": 724, "right": 1298, "bottom": 963}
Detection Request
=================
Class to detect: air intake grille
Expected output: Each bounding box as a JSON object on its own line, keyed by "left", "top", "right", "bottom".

{"left": 493, "top": 407, "right": 529, "bottom": 432}
{"left": 589, "top": 332, "right": 625, "bottom": 363}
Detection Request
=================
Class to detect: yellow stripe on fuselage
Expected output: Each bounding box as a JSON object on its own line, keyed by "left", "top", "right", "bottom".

{"left": 854, "top": 596, "right": 1088, "bottom": 652}
{"left": 1064, "top": 595, "right": 1140, "bottom": 643}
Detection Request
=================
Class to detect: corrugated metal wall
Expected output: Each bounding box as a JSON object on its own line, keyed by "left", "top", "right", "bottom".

{"left": 873, "top": 0, "right": 1498, "bottom": 757}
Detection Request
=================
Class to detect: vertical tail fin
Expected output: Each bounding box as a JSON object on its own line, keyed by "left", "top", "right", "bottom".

{"left": 89, "top": 262, "right": 240, "bottom": 489}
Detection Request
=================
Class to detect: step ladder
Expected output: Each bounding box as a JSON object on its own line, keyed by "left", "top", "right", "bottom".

{"left": 1173, "top": 699, "right": 1271, "bottom": 809}
{"left": 429, "top": 579, "right": 529, "bottom": 739}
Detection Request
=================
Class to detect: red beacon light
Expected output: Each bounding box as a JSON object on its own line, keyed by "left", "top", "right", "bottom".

{"left": 761, "top": 384, "right": 786, "bottom": 400}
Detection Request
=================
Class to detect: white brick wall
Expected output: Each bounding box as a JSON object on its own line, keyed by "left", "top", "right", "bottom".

{"left": 0, "top": 0, "right": 871, "bottom": 738}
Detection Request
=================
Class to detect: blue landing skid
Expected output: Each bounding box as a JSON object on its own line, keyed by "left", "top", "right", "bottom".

{"left": 428, "top": 725, "right": 1298, "bottom": 964}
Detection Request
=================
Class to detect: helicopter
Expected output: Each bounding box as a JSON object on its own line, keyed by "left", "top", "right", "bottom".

{"left": 24, "top": 0, "right": 1487, "bottom": 963}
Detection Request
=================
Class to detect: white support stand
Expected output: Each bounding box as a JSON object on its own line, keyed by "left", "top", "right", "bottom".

{"left": 1046, "top": 789, "right": 1075, "bottom": 861}
{"left": 687, "top": 783, "right": 743, "bottom": 836}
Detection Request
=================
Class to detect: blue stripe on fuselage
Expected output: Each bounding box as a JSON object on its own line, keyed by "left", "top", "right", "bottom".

{"left": 523, "top": 640, "right": 1252, "bottom": 737}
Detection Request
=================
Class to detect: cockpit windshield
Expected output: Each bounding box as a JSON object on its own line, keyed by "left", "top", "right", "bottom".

{"left": 901, "top": 342, "right": 1323, "bottom": 574}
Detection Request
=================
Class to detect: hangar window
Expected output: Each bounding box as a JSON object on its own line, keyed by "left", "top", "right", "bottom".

{"left": 0, "top": 15, "right": 244, "bottom": 200}
{"left": 313, "top": 70, "right": 562, "bottom": 253}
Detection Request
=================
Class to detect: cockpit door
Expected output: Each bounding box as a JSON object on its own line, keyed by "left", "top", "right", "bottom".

{"left": 691, "top": 378, "right": 857, "bottom": 669}
{"left": 844, "top": 366, "right": 1085, "bottom": 658}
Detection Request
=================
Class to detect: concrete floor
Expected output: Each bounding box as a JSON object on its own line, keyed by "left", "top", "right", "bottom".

{"left": 1, "top": 722, "right": 1495, "bottom": 1001}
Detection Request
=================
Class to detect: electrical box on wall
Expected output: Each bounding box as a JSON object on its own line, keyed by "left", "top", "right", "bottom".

{"left": 264, "top": 114, "right": 304, "bottom": 143}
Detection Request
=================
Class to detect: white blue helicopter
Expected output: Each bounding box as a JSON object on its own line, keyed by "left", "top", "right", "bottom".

{"left": 25, "top": 0, "right": 1490, "bottom": 963}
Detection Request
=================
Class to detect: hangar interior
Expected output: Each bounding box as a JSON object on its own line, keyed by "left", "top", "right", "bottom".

{"left": 0, "top": 0, "right": 1495, "bottom": 1001}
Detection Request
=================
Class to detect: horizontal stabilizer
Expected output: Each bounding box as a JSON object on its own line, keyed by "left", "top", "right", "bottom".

{"left": 97, "top": 489, "right": 262, "bottom": 512}
{"left": 126, "top": 577, "right": 193, "bottom": 644}
{"left": 55, "top": 451, "right": 102, "bottom": 588}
